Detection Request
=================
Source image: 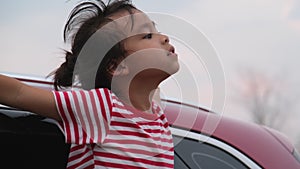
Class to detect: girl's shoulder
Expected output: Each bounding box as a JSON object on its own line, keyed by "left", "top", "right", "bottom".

{"left": 53, "top": 88, "right": 115, "bottom": 105}
{"left": 56, "top": 87, "right": 113, "bottom": 95}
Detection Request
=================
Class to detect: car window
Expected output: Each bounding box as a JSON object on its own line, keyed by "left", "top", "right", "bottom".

{"left": 173, "top": 135, "right": 249, "bottom": 169}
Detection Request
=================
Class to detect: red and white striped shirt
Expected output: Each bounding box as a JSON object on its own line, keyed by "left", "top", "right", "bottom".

{"left": 53, "top": 88, "right": 174, "bottom": 169}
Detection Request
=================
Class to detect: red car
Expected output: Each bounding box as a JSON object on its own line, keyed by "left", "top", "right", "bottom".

{"left": 1, "top": 73, "right": 300, "bottom": 169}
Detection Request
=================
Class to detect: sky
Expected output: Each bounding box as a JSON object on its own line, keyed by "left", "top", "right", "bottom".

{"left": 1, "top": 0, "right": 300, "bottom": 143}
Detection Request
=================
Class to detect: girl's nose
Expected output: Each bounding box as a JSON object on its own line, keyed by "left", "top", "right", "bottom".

{"left": 160, "top": 34, "right": 169, "bottom": 44}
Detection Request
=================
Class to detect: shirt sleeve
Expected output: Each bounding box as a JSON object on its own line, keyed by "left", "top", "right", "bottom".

{"left": 52, "top": 88, "right": 113, "bottom": 145}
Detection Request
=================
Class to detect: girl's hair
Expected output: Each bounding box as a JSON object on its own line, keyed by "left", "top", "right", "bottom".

{"left": 51, "top": 0, "right": 136, "bottom": 90}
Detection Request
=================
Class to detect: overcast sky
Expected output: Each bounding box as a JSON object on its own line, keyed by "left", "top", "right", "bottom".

{"left": 1, "top": 0, "right": 300, "bottom": 141}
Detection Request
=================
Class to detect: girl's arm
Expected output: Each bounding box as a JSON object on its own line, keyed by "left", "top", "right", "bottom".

{"left": 0, "top": 74, "right": 61, "bottom": 121}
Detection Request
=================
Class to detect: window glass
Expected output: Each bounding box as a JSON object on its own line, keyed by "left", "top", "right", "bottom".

{"left": 174, "top": 153, "right": 190, "bottom": 169}
{"left": 173, "top": 136, "right": 249, "bottom": 169}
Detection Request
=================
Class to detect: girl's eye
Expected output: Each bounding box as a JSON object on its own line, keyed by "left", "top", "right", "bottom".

{"left": 143, "top": 33, "right": 152, "bottom": 39}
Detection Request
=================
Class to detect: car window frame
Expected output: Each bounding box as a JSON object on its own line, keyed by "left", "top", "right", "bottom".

{"left": 170, "top": 127, "right": 262, "bottom": 169}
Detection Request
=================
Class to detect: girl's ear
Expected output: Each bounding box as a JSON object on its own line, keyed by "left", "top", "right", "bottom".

{"left": 109, "top": 61, "right": 129, "bottom": 77}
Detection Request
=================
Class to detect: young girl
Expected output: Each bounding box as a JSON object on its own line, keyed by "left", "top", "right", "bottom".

{"left": 0, "top": 0, "right": 179, "bottom": 168}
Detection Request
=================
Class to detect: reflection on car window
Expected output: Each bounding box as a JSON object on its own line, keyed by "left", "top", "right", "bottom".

{"left": 192, "top": 152, "right": 239, "bottom": 169}
{"left": 173, "top": 135, "right": 249, "bottom": 169}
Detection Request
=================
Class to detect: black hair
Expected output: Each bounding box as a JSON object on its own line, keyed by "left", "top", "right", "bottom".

{"left": 50, "top": 0, "right": 136, "bottom": 90}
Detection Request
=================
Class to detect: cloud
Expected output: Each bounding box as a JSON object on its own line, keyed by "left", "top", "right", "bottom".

{"left": 282, "top": 0, "right": 300, "bottom": 32}
{"left": 0, "top": 0, "right": 77, "bottom": 76}
{"left": 174, "top": 0, "right": 300, "bottom": 74}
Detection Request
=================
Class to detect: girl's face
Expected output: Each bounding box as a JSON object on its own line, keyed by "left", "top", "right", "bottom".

{"left": 119, "top": 10, "right": 180, "bottom": 81}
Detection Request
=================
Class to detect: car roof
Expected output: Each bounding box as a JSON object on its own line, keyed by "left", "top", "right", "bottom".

{"left": 163, "top": 99, "right": 299, "bottom": 169}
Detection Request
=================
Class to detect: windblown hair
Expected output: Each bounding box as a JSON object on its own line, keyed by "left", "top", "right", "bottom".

{"left": 51, "top": 0, "right": 136, "bottom": 90}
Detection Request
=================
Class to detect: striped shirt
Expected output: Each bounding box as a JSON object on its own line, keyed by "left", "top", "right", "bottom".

{"left": 53, "top": 88, "right": 174, "bottom": 169}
